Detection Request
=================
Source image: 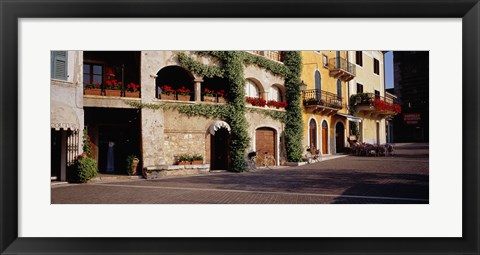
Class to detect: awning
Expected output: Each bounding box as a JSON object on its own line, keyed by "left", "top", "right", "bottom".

{"left": 336, "top": 113, "right": 363, "bottom": 123}
{"left": 208, "top": 120, "right": 231, "bottom": 135}
{"left": 50, "top": 101, "right": 80, "bottom": 130}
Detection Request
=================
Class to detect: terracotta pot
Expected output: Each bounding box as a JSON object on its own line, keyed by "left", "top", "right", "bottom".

{"left": 203, "top": 96, "right": 216, "bottom": 102}
{"left": 191, "top": 160, "right": 203, "bottom": 165}
{"left": 84, "top": 88, "right": 102, "bottom": 96}
{"left": 130, "top": 158, "right": 139, "bottom": 175}
{"left": 105, "top": 89, "right": 121, "bottom": 97}
{"left": 177, "top": 94, "right": 191, "bottom": 101}
{"left": 160, "top": 94, "right": 175, "bottom": 100}
{"left": 125, "top": 91, "right": 140, "bottom": 98}
{"left": 177, "top": 161, "right": 190, "bottom": 165}
{"left": 217, "top": 97, "right": 227, "bottom": 103}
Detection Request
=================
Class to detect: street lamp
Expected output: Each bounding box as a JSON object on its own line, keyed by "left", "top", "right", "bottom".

{"left": 299, "top": 80, "right": 307, "bottom": 92}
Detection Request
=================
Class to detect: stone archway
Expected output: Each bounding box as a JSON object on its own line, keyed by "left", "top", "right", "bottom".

{"left": 209, "top": 121, "right": 231, "bottom": 170}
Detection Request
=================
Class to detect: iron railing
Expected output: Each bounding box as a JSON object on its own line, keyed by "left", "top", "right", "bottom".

{"left": 303, "top": 89, "right": 343, "bottom": 109}
{"left": 352, "top": 93, "right": 398, "bottom": 106}
{"left": 351, "top": 93, "right": 401, "bottom": 113}
{"left": 328, "top": 57, "right": 356, "bottom": 76}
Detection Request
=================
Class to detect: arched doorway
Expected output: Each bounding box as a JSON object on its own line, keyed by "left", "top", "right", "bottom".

{"left": 309, "top": 119, "right": 317, "bottom": 152}
{"left": 210, "top": 127, "right": 230, "bottom": 170}
{"left": 321, "top": 121, "right": 328, "bottom": 154}
{"left": 156, "top": 66, "right": 194, "bottom": 100}
{"left": 335, "top": 121, "right": 345, "bottom": 153}
{"left": 255, "top": 127, "right": 276, "bottom": 167}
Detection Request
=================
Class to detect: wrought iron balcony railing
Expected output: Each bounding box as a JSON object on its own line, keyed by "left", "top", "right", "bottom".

{"left": 302, "top": 89, "right": 343, "bottom": 109}
{"left": 351, "top": 93, "right": 401, "bottom": 114}
{"left": 327, "top": 57, "right": 356, "bottom": 81}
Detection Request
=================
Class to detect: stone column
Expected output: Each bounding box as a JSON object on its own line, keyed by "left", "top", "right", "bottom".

{"left": 193, "top": 78, "right": 203, "bottom": 102}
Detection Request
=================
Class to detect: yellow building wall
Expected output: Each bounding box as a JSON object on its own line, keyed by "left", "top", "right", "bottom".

{"left": 348, "top": 50, "right": 387, "bottom": 144}
{"left": 300, "top": 51, "right": 350, "bottom": 155}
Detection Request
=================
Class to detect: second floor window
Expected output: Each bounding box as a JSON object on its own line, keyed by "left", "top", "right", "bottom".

{"left": 83, "top": 64, "right": 103, "bottom": 85}
{"left": 355, "top": 51, "right": 363, "bottom": 66}
{"left": 373, "top": 58, "right": 380, "bottom": 75}
{"left": 356, "top": 83, "right": 364, "bottom": 93}
{"left": 51, "top": 51, "right": 68, "bottom": 80}
{"left": 245, "top": 79, "right": 259, "bottom": 98}
{"left": 269, "top": 86, "right": 282, "bottom": 102}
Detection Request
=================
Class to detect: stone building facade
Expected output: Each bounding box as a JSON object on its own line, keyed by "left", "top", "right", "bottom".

{"left": 50, "top": 51, "right": 84, "bottom": 181}
{"left": 52, "top": 51, "right": 288, "bottom": 178}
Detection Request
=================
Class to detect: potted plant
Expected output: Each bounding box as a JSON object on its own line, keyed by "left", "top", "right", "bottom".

{"left": 191, "top": 154, "right": 204, "bottom": 165}
{"left": 217, "top": 89, "right": 227, "bottom": 103}
{"left": 176, "top": 154, "right": 192, "bottom": 165}
{"left": 126, "top": 155, "right": 140, "bottom": 176}
{"left": 160, "top": 85, "right": 175, "bottom": 100}
{"left": 203, "top": 88, "right": 216, "bottom": 102}
{"left": 176, "top": 86, "right": 191, "bottom": 101}
{"left": 104, "top": 79, "right": 122, "bottom": 97}
{"left": 125, "top": 82, "right": 140, "bottom": 98}
{"left": 84, "top": 82, "right": 102, "bottom": 96}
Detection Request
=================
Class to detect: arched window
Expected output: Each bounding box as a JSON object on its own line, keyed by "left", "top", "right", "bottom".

{"left": 314, "top": 70, "right": 321, "bottom": 91}
{"left": 337, "top": 79, "right": 342, "bottom": 101}
{"left": 245, "top": 79, "right": 259, "bottom": 98}
{"left": 269, "top": 85, "right": 282, "bottom": 102}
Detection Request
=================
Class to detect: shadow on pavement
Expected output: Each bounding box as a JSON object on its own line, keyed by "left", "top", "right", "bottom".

{"left": 332, "top": 182, "right": 429, "bottom": 204}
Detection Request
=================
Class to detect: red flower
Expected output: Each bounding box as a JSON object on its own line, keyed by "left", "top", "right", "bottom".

{"left": 246, "top": 97, "right": 267, "bottom": 107}
{"left": 161, "top": 85, "right": 175, "bottom": 95}
{"left": 177, "top": 86, "right": 191, "bottom": 96}
{"left": 203, "top": 88, "right": 215, "bottom": 96}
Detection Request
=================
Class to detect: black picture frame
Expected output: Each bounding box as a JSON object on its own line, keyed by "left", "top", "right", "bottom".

{"left": 1, "top": 0, "right": 479, "bottom": 254}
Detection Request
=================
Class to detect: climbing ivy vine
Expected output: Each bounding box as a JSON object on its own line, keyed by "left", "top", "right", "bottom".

{"left": 282, "top": 51, "right": 304, "bottom": 162}
{"left": 174, "top": 51, "right": 304, "bottom": 170}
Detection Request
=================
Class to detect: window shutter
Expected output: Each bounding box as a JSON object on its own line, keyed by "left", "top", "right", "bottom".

{"left": 52, "top": 51, "right": 68, "bottom": 80}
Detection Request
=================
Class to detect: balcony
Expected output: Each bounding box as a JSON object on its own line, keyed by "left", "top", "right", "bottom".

{"left": 351, "top": 93, "right": 401, "bottom": 118}
{"left": 327, "top": 57, "right": 356, "bottom": 82}
{"left": 248, "top": 51, "right": 283, "bottom": 63}
{"left": 302, "top": 89, "right": 343, "bottom": 115}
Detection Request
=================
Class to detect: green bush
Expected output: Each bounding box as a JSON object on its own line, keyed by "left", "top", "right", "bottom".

{"left": 68, "top": 156, "right": 98, "bottom": 183}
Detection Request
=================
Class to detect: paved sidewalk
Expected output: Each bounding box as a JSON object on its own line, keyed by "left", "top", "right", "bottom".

{"left": 52, "top": 143, "right": 429, "bottom": 204}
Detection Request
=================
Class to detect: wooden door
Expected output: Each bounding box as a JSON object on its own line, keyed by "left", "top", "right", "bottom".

{"left": 322, "top": 122, "right": 328, "bottom": 154}
{"left": 255, "top": 128, "right": 276, "bottom": 167}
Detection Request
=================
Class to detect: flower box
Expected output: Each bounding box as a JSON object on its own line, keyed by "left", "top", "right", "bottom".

{"left": 203, "top": 96, "right": 216, "bottom": 103}
{"left": 160, "top": 94, "right": 175, "bottom": 100}
{"left": 105, "top": 89, "right": 121, "bottom": 97}
{"left": 177, "top": 95, "right": 190, "bottom": 101}
{"left": 84, "top": 88, "right": 102, "bottom": 96}
{"left": 125, "top": 91, "right": 140, "bottom": 98}
{"left": 191, "top": 160, "right": 203, "bottom": 165}
{"left": 177, "top": 161, "right": 190, "bottom": 165}
{"left": 218, "top": 97, "right": 227, "bottom": 103}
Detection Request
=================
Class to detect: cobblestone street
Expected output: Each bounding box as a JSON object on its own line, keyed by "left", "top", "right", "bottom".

{"left": 51, "top": 143, "right": 429, "bottom": 204}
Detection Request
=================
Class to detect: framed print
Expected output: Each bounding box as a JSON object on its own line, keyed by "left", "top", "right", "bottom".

{"left": 1, "top": 0, "right": 479, "bottom": 254}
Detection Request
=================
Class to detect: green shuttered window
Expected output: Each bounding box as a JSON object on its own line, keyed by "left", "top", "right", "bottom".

{"left": 51, "top": 51, "right": 68, "bottom": 80}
